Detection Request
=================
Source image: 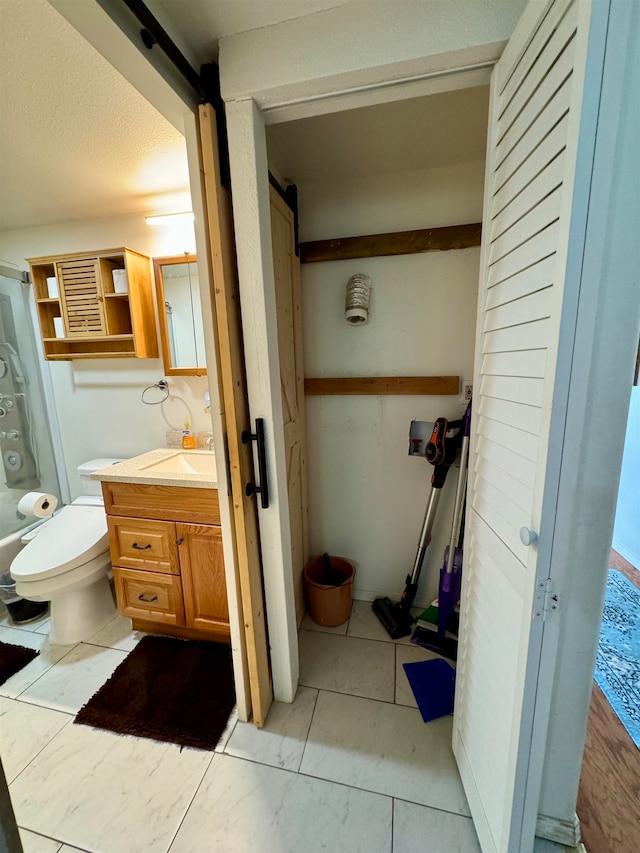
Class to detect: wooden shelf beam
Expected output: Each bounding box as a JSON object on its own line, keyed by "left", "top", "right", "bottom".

{"left": 300, "top": 223, "right": 482, "bottom": 263}
{"left": 304, "top": 376, "right": 459, "bottom": 396}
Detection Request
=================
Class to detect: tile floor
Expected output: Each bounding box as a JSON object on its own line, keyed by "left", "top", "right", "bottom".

{"left": 1, "top": 600, "right": 568, "bottom": 853}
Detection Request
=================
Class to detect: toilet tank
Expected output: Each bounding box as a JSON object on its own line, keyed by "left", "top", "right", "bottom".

{"left": 77, "top": 458, "right": 126, "bottom": 497}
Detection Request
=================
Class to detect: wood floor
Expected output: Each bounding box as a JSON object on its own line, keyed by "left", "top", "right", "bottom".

{"left": 576, "top": 550, "right": 640, "bottom": 853}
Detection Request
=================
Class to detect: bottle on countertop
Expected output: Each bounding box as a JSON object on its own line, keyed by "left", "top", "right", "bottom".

{"left": 182, "top": 418, "right": 196, "bottom": 450}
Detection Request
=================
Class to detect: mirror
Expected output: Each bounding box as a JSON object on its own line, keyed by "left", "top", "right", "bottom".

{"left": 153, "top": 254, "right": 207, "bottom": 376}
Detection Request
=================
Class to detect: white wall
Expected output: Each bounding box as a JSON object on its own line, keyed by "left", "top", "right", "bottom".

{"left": 612, "top": 385, "right": 640, "bottom": 568}
{"left": 298, "top": 161, "right": 483, "bottom": 605}
{"left": 220, "top": 0, "right": 527, "bottom": 109}
{"left": 0, "top": 212, "right": 211, "bottom": 497}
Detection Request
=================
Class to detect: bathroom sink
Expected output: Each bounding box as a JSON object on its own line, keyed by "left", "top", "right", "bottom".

{"left": 141, "top": 452, "right": 217, "bottom": 477}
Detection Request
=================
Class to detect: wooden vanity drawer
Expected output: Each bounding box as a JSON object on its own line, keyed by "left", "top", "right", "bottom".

{"left": 114, "top": 567, "right": 185, "bottom": 626}
{"left": 108, "top": 517, "right": 178, "bottom": 574}
{"left": 102, "top": 481, "right": 220, "bottom": 524}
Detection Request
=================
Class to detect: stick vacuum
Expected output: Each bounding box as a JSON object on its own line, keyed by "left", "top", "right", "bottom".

{"left": 411, "top": 400, "right": 471, "bottom": 659}
{"left": 372, "top": 416, "right": 463, "bottom": 639}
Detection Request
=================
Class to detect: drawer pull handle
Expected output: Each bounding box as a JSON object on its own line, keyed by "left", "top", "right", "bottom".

{"left": 132, "top": 543, "right": 152, "bottom": 550}
{"left": 138, "top": 593, "right": 158, "bottom": 603}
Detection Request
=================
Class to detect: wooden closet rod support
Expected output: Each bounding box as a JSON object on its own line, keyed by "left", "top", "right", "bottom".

{"left": 300, "top": 223, "right": 481, "bottom": 263}
{"left": 304, "top": 376, "right": 460, "bottom": 396}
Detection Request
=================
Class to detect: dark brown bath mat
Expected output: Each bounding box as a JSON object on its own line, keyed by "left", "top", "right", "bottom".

{"left": 0, "top": 640, "right": 39, "bottom": 686}
{"left": 75, "top": 635, "right": 235, "bottom": 751}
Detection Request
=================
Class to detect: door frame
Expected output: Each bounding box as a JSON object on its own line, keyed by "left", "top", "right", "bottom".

{"left": 221, "top": 0, "right": 638, "bottom": 837}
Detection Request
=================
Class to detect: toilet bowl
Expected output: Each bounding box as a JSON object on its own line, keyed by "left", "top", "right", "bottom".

{"left": 10, "top": 459, "right": 123, "bottom": 645}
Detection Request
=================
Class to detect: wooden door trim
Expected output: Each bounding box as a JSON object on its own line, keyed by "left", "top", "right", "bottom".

{"left": 199, "top": 103, "right": 273, "bottom": 726}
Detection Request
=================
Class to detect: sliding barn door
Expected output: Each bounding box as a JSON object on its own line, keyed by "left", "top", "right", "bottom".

{"left": 269, "top": 185, "right": 308, "bottom": 625}
{"left": 199, "top": 104, "right": 273, "bottom": 726}
{"left": 453, "top": 1, "right": 605, "bottom": 850}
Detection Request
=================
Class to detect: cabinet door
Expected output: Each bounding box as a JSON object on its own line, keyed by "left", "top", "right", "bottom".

{"left": 56, "top": 257, "right": 107, "bottom": 337}
{"left": 178, "top": 523, "right": 229, "bottom": 637}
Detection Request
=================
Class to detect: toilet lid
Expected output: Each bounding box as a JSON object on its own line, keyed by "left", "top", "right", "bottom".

{"left": 10, "top": 505, "right": 109, "bottom": 582}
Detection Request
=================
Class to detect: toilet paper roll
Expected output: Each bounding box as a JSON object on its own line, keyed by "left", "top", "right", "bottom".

{"left": 18, "top": 492, "right": 58, "bottom": 518}
{"left": 46, "top": 276, "right": 58, "bottom": 298}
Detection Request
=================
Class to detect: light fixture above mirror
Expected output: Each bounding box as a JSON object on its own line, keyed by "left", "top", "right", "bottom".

{"left": 153, "top": 254, "right": 207, "bottom": 376}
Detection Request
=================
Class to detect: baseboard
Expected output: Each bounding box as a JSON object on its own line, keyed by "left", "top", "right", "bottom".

{"left": 611, "top": 539, "right": 640, "bottom": 570}
{"left": 353, "top": 587, "right": 432, "bottom": 610}
{"left": 536, "top": 812, "right": 581, "bottom": 847}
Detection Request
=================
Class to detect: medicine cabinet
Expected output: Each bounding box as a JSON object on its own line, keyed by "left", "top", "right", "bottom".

{"left": 153, "top": 254, "right": 207, "bottom": 376}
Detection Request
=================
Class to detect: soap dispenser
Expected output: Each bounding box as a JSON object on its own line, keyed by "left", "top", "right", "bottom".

{"left": 182, "top": 418, "right": 196, "bottom": 450}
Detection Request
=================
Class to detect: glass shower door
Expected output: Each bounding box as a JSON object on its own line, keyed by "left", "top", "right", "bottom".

{"left": 0, "top": 272, "right": 61, "bottom": 541}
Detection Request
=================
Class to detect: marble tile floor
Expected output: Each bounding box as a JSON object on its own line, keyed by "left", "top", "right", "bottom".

{"left": 2, "top": 603, "right": 569, "bottom": 853}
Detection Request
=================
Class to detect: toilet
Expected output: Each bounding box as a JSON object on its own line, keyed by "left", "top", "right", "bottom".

{"left": 10, "top": 459, "right": 123, "bottom": 645}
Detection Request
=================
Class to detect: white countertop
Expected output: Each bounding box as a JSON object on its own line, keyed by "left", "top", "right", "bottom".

{"left": 91, "top": 448, "right": 217, "bottom": 490}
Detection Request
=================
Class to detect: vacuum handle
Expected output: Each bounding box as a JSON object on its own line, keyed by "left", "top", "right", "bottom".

{"left": 445, "top": 433, "right": 469, "bottom": 574}
{"left": 409, "top": 487, "right": 442, "bottom": 584}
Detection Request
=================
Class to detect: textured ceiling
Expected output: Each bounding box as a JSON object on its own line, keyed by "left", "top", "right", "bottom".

{"left": 0, "top": 0, "right": 191, "bottom": 232}
{"left": 0, "top": 0, "right": 488, "bottom": 233}
{"left": 266, "top": 86, "right": 489, "bottom": 182}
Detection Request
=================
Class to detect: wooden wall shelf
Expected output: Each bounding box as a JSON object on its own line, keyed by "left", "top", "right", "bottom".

{"left": 28, "top": 247, "right": 158, "bottom": 360}
{"left": 304, "top": 376, "right": 460, "bottom": 396}
{"left": 300, "top": 223, "right": 482, "bottom": 263}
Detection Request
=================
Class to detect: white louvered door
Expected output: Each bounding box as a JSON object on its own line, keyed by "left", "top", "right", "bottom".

{"left": 452, "top": 1, "right": 604, "bottom": 851}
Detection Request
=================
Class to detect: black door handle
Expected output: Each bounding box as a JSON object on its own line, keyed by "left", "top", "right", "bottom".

{"left": 241, "top": 418, "right": 269, "bottom": 509}
{"left": 138, "top": 594, "right": 158, "bottom": 602}
{"left": 132, "top": 543, "right": 152, "bottom": 550}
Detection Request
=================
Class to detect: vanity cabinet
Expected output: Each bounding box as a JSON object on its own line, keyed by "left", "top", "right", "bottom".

{"left": 102, "top": 481, "right": 230, "bottom": 642}
{"left": 28, "top": 247, "right": 158, "bottom": 360}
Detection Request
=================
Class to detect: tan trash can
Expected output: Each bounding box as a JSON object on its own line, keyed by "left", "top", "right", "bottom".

{"left": 304, "top": 555, "right": 356, "bottom": 627}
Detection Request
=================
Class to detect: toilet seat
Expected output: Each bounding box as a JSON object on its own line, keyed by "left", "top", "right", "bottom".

{"left": 10, "top": 504, "right": 109, "bottom": 583}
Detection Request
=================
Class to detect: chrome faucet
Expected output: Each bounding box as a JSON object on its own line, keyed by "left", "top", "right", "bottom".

{"left": 204, "top": 435, "right": 215, "bottom": 451}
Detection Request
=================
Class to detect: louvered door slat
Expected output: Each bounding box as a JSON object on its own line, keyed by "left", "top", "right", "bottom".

{"left": 484, "top": 286, "right": 552, "bottom": 332}
{"left": 477, "top": 415, "right": 540, "bottom": 463}
{"left": 57, "top": 259, "right": 106, "bottom": 337}
{"left": 485, "top": 254, "right": 555, "bottom": 310}
{"left": 492, "top": 152, "right": 564, "bottom": 240}
{"left": 493, "top": 113, "right": 568, "bottom": 217}
{"left": 494, "top": 82, "right": 571, "bottom": 196}
{"left": 487, "top": 222, "right": 558, "bottom": 288}
{"left": 498, "top": 0, "right": 574, "bottom": 106}
{"left": 497, "top": 1, "right": 576, "bottom": 141}
{"left": 452, "top": 1, "right": 597, "bottom": 850}
{"left": 481, "top": 349, "right": 547, "bottom": 379}
{"left": 483, "top": 317, "right": 550, "bottom": 355}
{"left": 488, "top": 188, "right": 562, "bottom": 265}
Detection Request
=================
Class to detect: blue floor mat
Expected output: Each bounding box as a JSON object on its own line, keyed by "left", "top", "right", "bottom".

{"left": 402, "top": 657, "right": 456, "bottom": 722}
{"left": 594, "top": 570, "right": 640, "bottom": 748}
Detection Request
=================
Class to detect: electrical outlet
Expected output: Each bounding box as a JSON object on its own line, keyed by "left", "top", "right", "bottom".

{"left": 462, "top": 381, "right": 473, "bottom": 402}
